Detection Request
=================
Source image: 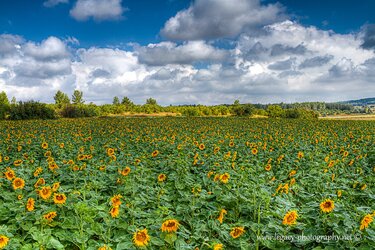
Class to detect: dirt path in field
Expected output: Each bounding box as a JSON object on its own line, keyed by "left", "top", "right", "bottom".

{"left": 320, "top": 114, "right": 375, "bottom": 120}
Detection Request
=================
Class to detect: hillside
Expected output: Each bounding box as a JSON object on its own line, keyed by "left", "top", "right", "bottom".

{"left": 341, "top": 97, "right": 375, "bottom": 106}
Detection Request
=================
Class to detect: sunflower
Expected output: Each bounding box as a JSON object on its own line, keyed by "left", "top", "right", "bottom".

{"left": 158, "top": 174, "right": 167, "bottom": 182}
{"left": 264, "top": 164, "right": 272, "bottom": 171}
{"left": 217, "top": 209, "right": 227, "bottom": 224}
{"left": 337, "top": 190, "right": 342, "bottom": 197}
{"left": 121, "top": 167, "right": 131, "bottom": 176}
{"left": 297, "top": 152, "right": 304, "bottom": 159}
{"left": 33, "top": 167, "right": 43, "bottom": 177}
{"left": 230, "top": 227, "right": 245, "bottom": 239}
{"left": 34, "top": 178, "right": 45, "bottom": 188}
{"left": 39, "top": 186, "right": 52, "bottom": 200}
{"left": 53, "top": 193, "right": 67, "bottom": 205}
{"left": 13, "top": 159, "right": 23, "bottom": 166}
{"left": 43, "top": 211, "right": 57, "bottom": 222}
{"left": 12, "top": 177, "right": 25, "bottom": 190}
{"left": 361, "top": 184, "right": 367, "bottom": 190}
{"left": 152, "top": 150, "right": 159, "bottom": 157}
{"left": 0, "top": 235, "right": 9, "bottom": 249}
{"left": 213, "top": 243, "right": 223, "bottom": 250}
{"left": 111, "top": 194, "right": 122, "bottom": 207}
{"left": 52, "top": 182, "right": 60, "bottom": 192}
{"left": 343, "top": 151, "right": 349, "bottom": 157}
{"left": 26, "top": 198, "right": 35, "bottom": 211}
{"left": 219, "top": 173, "right": 230, "bottom": 184}
{"left": 199, "top": 143, "right": 205, "bottom": 150}
{"left": 59, "top": 143, "right": 64, "bottom": 148}
{"left": 98, "top": 245, "right": 112, "bottom": 250}
{"left": 110, "top": 206, "right": 120, "bottom": 218}
{"left": 161, "top": 219, "right": 179, "bottom": 233}
{"left": 106, "top": 148, "right": 115, "bottom": 156}
{"left": 133, "top": 229, "right": 150, "bottom": 247}
{"left": 41, "top": 142, "right": 48, "bottom": 149}
{"left": 251, "top": 148, "right": 258, "bottom": 155}
{"left": 4, "top": 168, "right": 15, "bottom": 180}
{"left": 320, "top": 199, "right": 335, "bottom": 213}
{"left": 282, "top": 210, "right": 298, "bottom": 225}
{"left": 360, "top": 214, "right": 373, "bottom": 230}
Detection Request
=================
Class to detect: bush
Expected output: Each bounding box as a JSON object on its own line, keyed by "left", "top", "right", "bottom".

{"left": 9, "top": 101, "right": 56, "bottom": 120}
{"left": 0, "top": 104, "right": 10, "bottom": 119}
{"left": 60, "top": 104, "right": 99, "bottom": 118}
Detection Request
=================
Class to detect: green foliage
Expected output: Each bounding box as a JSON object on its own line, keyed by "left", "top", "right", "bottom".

{"left": 0, "top": 118, "right": 373, "bottom": 249}
{"left": 0, "top": 91, "right": 10, "bottom": 119}
{"left": 146, "top": 98, "right": 157, "bottom": 105}
{"left": 267, "top": 105, "right": 285, "bottom": 118}
{"left": 121, "top": 96, "right": 134, "bottom": 106}
{"left": 72, "top": 90, "right": 84, "bottom": 105}
{"left": 54, "top": 91, "right": 70, "bottom": 107}
{"left": 8, "top": 101, "right": 56, "bottom": 120}
{"left": 60, "top": 104, "right": 99, "bottom": 118}
{"left": 113, "top": 96, "right": 120, "bottom": 105}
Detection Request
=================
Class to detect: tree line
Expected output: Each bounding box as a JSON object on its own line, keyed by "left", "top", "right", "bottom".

{"left": 0, "top": 90, "right": 369, "bottom": 120}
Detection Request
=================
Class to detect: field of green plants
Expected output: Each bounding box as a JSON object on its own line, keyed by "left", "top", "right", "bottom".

{"left": 0, "top": 117, "right": 374, "bottom": 250}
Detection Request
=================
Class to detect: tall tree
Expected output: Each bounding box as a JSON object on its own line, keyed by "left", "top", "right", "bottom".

{"left": 0, "top": 91, "right": 10, "bottom": 119}
{"left": 54, "top": 90, "right": 70, "bottom": 107}
{"left": 0, "top": 91, "right": 9, "bottom": 105}
{"left": 121, "top": 96, "right": 134, "bottom": 106}
{"left": 146, "top": 98, "right": 157, "bottom": 105}
{"left": 72, "top": 90, "right": 84, "bottom": 104}
{"left": 113, "top": 96, "right": 120, "bottom": 105}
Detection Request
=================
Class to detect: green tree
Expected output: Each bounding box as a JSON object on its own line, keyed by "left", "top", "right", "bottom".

{"left": 54, "top": 90, "right": 70, "bottom": 107}
{"left": 121, "top": 96, "right": 134, "bottom": 106}
{"left": 146, "top": 98, "right": 157, "bottom": 105}
{"left": 72, "top": 90, "right": 84, "bottom": 105}
{"left": 113, "top": 96, "right": 120, "bottom": 105}
{"left": 0, "top": 91, "right": 10, "bottom": 119}
{"left": 11, "top": 97, "right": 16, "bottom": 105}
{"left": 267, "top": 105, "right": 285, "bottom": 118}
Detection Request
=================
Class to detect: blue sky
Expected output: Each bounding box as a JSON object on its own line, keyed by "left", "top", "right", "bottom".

{"left": 0, "top": 0, "right": 375, "bottom": 105}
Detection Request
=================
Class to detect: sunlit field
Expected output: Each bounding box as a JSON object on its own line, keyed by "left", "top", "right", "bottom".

{"left": 0, "top": 117, "right": 374, "bottom": 250}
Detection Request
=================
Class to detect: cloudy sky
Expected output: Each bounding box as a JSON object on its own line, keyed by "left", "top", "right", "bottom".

{"left": 0, "top": 0, "right": 375, "bottom": 105}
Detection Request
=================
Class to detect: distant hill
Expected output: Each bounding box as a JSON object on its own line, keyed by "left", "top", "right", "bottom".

{"left": 341, "top": 97, "right": 375, "bottom": 106}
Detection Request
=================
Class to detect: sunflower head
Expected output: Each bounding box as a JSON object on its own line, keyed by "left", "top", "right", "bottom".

{"left": 360, "top": 214, "right": 373, "bottom": 230}
{"left": 110, "top": 206, "right": 120, "bottom": 218}
{"left": 219, "top": 173, "right": 230, "bottom": 184}
{"left": 265, "top": 164, "right": 272, "bottom": 171}
{"left": 41, "top": 142, "right": 48, "bottom": 149}
{"left": 217, "top": 209, "right": 227, "bottom": 224}
{"left": 43, "top": 211, "right": 57, "bottom": 222}
{"left": 0, "top": 235, "right": 9, "bottom": 249}
{"left": 26, "top": 198, "right": 35, "bottom": 212}
{"left": 98, "top": 245, "right": 112, "bottom": 250}
{"left": 133, "top": 229, "right": 150, "bottom": 247}
{"left": 199, "top": 143, "right": 205, "bottom": 150}
{"left": 4, "top": 168, "right": 15, "bottom": 180}
{"left": 213, "top": 243, "right": 223, "bottom": 250}
{"left": 111, "top": 194, "right": 122, "bottom": 207}
{"left": 121, "top": 167, "right": 131, "bottom": 176}
{"left": 230, "top": 227, "right": 245, "bottom": 239}
{"left": 152, "top": 150, "right": 159, "bottom": 157}
{"left": 320, "top": 199, "right": 335, "bottom": 213}
{"left": 39, "top": 186, "right": 52, "bottom": 200}
{"left": 12, "top": 177, "right": 25, "bottom": 190}
{"left": 158, "top": 174, "right": 167, "bottom": 182}
{"left": 161, "top": 219, "right": 179, "bottom": 233}
{"left": 53, "top": 193, "right": 67, "bottom": 205}
{"left": 282, "top": 210, "right": 298, "bottom": 225}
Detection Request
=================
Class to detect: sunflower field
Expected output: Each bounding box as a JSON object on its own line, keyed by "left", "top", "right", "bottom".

{"left": 0, "top": 117, "right": 374, "bottom": 250}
